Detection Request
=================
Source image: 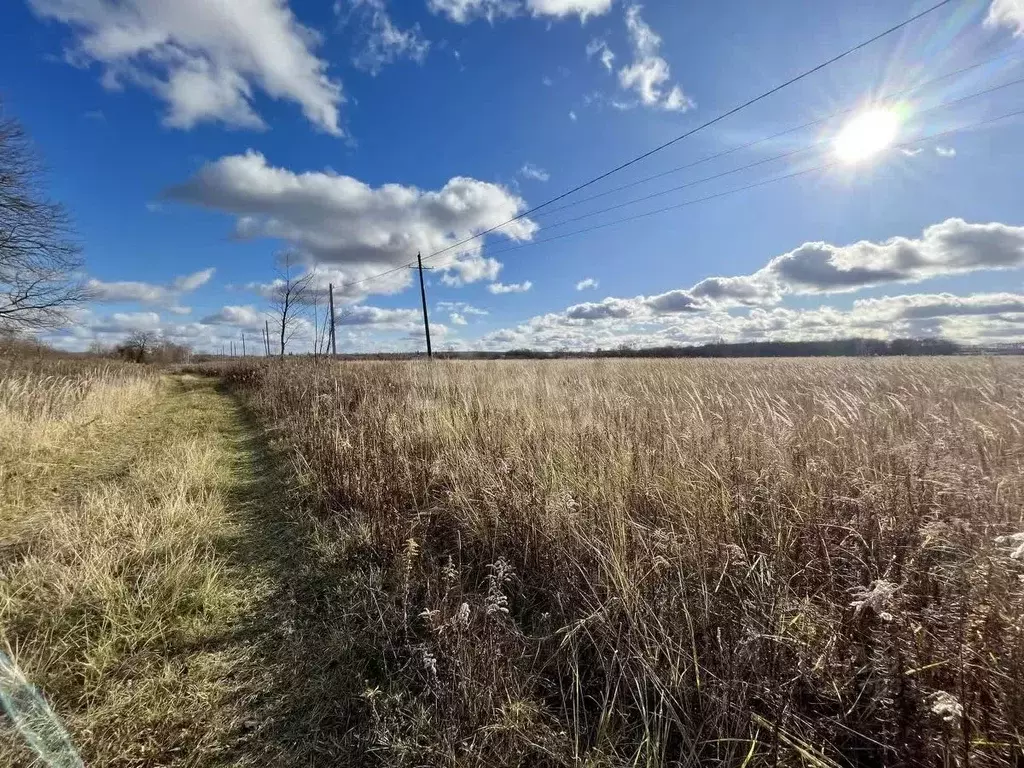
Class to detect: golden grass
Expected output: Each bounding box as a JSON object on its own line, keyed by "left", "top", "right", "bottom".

{"left": 222, "top": 356, "right": 1024, "bottom": 766}
{"left": 0, "top": 366, "right": 260, "bottom": 766}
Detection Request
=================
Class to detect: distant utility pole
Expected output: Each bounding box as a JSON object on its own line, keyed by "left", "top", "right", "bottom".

{"left": 265, "top": 320, "right": 271, "bottom": 357}
{"left": 328, "top": 283, "right": 337, "bottom": 357}
{"left": 241, "top": 332, "right": 246, "bottom": 357}
{"left": 414, "top": 252, "right": 433, "bottom": 359}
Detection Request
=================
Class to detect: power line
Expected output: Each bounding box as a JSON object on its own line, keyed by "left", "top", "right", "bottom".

{"left": 330, "top": 0, "right": 957, "bottom": 296}
{"left": 529, "top": 76, "right": 1024, "bottom": 235}
{"left": 418, "top": 0, "right": 956, "bottom": 262}
{"left": 531, "top": 51, "right": 1022, "bottom": 221}
{"left": 429, "top": 107, "right": 1024, "bottom": 265}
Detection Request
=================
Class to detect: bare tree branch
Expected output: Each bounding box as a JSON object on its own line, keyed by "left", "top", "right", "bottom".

{"left": 269, "top": 251, "right": 313, "bottom": 357}
{"left": 0, "top": 105, "right": 88, "bottom": 331}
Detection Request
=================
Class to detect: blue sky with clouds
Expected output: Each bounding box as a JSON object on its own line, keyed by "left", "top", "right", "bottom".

{"left": 2, "top": 0, "right": 1024, "bottom": 353}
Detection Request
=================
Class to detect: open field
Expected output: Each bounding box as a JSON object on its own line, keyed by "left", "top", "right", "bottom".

{"left": 221, "top": 357, "right": 1024, "bottom": 767}
{"left": 2, "top": 356, "right": 1023, "bottom": 766}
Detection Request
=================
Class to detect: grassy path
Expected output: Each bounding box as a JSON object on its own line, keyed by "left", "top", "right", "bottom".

{"left": 1, "top": 374, "right": 342, "bottom": 767}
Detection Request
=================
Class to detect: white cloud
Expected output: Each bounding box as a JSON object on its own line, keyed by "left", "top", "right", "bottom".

{"left": 542, "top": 75, "right": 554, "bottom": 86}
{"left": 427, "top": 0, "right": 518, "bottom": 23}
{"left": 586, "top": 38, "right": 616, "bottom": 71}
{"left": 449, "top": 312, "right": 468, "bottom": 325}
{"left": 469, "top": 219, "right": 1024, "bottom": 350}
{"left": 86, "top": 268, "right": 215, "bottom": 307}
{"left": 687, "top": 220, "right": 1024, "bottom": 305}
{"left": 28, "top": 0, "right": 344, "bottom": 134}
{"left": 527, "top": 0, "right": 613, "bottom": 20}
{"left": 428, "top": 0, "right": 610, "bottom": 22}
{"left": 520, "top": 163, "right": 550, "bottom": 182}
{"left": 986, "top": 0, "right": 1024, "bottom": 36}
{"left": 900, "top": 148, "right": 923, "bottom": 157}
{"left": 165, "top": 150, "right": 536, "bottom": 295}
{"left": 337, "top": 305, "right": 421, "bottom": 329}
{"left": 935, "top": 145, "right": 957, "bottom": 158}
{"left": 473, "top": 290, "right": 1024, "bottom": 352}
{"left": 569, "top": 110, "right": 578, "bottom": 121}
{"left": 437, "top": 301, "right": 488, "bottom": 316}
{"left": 617, "top": 5, "right": 693, "bottom": 112}
{"left": 200, "top": 305, "right": 266, "bottom": 328}
{"left": 172, "top": 267, "right": 216, "bottom": 292}
{"left": 346, "top": 0, "right": 430, "bottom": 75}
{"left": 439, "top": 254, "right": 503, "bottom": 286}
{"left": 488, "top": 280, "right": 533, "bottom": 293}
{"left": 576, "top": 277, "right": 599, "bottom": 290}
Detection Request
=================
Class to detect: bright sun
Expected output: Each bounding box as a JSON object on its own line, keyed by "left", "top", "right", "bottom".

{"left": 834, "top": 108, "right": 900, "bottom": 164}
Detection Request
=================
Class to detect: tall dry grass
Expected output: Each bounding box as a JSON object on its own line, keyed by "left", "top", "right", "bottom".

{"left": 225, "top": 357, "right": 1024, "bottom": 767}
{"left": 0, "top": 364, "right": 252, "bottom": 766}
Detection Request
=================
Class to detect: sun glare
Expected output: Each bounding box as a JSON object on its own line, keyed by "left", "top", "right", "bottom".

{"left": 833, "top": 108, "right": 900, "bottom": 164}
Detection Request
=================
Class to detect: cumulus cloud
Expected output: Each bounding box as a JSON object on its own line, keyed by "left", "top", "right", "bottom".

{"left": 586, "top": 38, "right": 616, "bottom": 71}
{"left": 566, "top": 297, "right": 639, "bottom": 319}
{"left": 617, "top": 5, "right": 693, "bottom": 111}
{"left": 688, "top": 220, "right": 1024, "bottom": 305}
{"left": 28, "top": 0, "right": 344, "bottom": 134}
{"left": 165, "top": 150, "right": 536, "bottom": 295}
{"left": 526, "top": 0, "right": 613, "bottom": 20}
{"left": 346, "top": 0, "right": 430, "bottom": 75}
{"left": 468, "top": 220, "right": 1024, "bottom": 350}
{"left": 519, "top": 163, "right": 550, "bottom": 182}
{"left": 449, "top": 312, "right": 468, "bottom": 325}
{"left": 86, "top": 267, "right": 214, "bottom": 309}
{"left": 935, "top": 145, "right": 957, "bottom": 158}
{"left": 200, "top": 304, "right": 266, "bottom": 328}
{"left": 439, "top": 254, "right": 502, "bottom": 286}
{"left": 488, "top": 280, "right": 533, "bottom": 293}
{"left": 576, "top": 277, "right": 598, "bottom": 290}
{"left": 474, "top": 291, "right": 1024, "bottom": 352}
{"left": 986, "top": 0, "right": 1024, "bottom": 36}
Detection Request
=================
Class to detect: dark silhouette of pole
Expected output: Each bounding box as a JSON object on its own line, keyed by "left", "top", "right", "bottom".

{"left": 241, "top": 332, "right": 246, "bottom": 357}
{"left": 416, "top": 252, "right": 432, "bottom": 359}
{"left": 328, "top": 283, "right": 337, "bottom": 356}
{"left": 265, "top": 320, "right": 271, "bottom": 357}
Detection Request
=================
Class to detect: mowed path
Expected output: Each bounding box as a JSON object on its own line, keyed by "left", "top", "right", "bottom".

{"left": 1, "top": 375, "right": 339, "bottom": 767}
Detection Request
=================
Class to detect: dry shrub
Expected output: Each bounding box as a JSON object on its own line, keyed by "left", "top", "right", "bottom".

{"left": 225, "top": 358, "right": 1024, "bottom": 766}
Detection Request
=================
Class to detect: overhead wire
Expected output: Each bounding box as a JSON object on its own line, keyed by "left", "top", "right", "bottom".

{"left": 531, "top": 50, "right": 1022, "bottom": 221}
{"left": 525, "top": 75, "right": 1024, "bottom": 235}
{"left": 331, "top": 0, "right": 958, "bottom": 294}
{"left": 426, "top": 107, "right": 1024, "bottom": 266}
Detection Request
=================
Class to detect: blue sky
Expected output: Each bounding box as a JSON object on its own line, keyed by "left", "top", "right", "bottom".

{"left": 2, "top": 0, "right": 1024, "bottom": 353}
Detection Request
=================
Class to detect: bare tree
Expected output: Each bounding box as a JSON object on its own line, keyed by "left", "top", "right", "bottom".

{"left": 116, "top": 330, "right": 157, "bottom": 363}
{"left": 0, "top": 107, "right": 88, "bottom": 331}
{"left": 269, "top": 252, "right": 313, "bottom": 357}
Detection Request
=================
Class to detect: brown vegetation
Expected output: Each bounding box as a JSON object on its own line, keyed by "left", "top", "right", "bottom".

{"left": 220, "top": 356, "right": 1024, "bottom": 766}
{"left": 0, "top": 362, "right": 266, "bottom": 766}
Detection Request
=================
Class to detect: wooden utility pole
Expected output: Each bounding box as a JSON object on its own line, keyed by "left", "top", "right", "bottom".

{"left": 415, "top": 252, "right": 433, "bottom": 359}
{"left": 328, "top": 283, "right": 337, "bottom": 357}
{"left": 265, "top": 320, "right": 271, "bottom": 357}
{"left": 241, "top": 332, "right": 246, "bottom": 357}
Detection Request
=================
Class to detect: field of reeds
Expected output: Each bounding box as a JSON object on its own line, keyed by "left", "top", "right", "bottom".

{"left": 222, "top": 356, "right": 1024, "bottom": 767}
